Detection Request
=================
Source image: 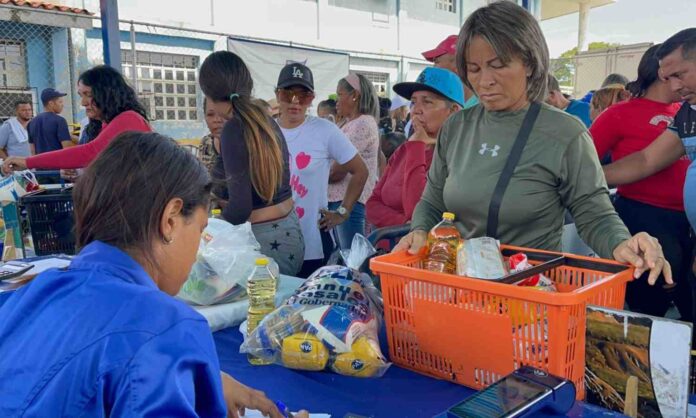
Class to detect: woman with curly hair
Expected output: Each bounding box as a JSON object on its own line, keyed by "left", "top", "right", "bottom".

{"left": 3, "top": 65, "right": 151, "bottom": 172}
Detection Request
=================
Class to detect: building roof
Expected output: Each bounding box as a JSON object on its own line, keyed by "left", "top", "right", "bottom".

{"left": 0, "top": 0, "right": 92, "bottom": 16}
{"left": 541, "top": 0, "right": 615, "bottom": 20}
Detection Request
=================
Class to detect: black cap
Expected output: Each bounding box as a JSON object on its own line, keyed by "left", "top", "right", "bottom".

{"left": 277, "top": 62, "right": 314, "bottom": 92}
{"left": 41, "top": 88, "right": 67, "bottom": 105}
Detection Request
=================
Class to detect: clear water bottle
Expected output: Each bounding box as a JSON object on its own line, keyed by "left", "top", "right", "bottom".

{"left": 424, "top": 212, "right": 461, "bottom": 274}
{"left": 247, "top": 257, "right": 277, "bottom": 365}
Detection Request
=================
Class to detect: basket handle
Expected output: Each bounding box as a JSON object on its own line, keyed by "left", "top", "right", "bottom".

{"left": 496, "top": 256, "right": 566, "bottom": 285}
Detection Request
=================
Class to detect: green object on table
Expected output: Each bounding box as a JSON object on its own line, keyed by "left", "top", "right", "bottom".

{"left": 1, "top": 202, "right": 24, "bottom": 258}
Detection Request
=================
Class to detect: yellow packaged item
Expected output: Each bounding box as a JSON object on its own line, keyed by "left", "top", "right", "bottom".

{"left": 331, "top": 336, "right": 384, "bottom": 377}
{"left": 281, "top": 333, "right": 329, "bottom": 371}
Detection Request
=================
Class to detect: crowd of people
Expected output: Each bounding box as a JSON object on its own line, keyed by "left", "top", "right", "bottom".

{"left": 0, "top": 0, "right": 693, "bottom": 416}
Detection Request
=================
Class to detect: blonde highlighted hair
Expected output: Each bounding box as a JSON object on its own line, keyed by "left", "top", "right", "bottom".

{"left": 199, "top": 51, "right": 283, "bottom": 204}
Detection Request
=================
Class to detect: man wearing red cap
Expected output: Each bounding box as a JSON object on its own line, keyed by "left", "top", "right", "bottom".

{"left": 422, "top": 35, "right": 479, "bottom": 109}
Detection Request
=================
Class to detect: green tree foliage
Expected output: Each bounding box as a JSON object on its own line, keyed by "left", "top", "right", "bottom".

{"left": 552, "top": 42, "right": 622, "bottom": 86}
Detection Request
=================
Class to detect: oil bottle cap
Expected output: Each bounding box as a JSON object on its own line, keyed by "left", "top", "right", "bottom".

{"left": 255, "top": 258, "right": 269, "bottom": 266}
{"left": 211, "top": 209, "right": 222, "bottom": 216}
{"left": 442, "top": 212, "right": 455, "bottom": 221}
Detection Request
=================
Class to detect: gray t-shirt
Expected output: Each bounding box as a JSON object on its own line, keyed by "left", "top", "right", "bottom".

{"left": 0, "top": 118, "right": 31, "bottom": 157}
{"left": 411, "top": 103, "right": 630, "bottom": 259}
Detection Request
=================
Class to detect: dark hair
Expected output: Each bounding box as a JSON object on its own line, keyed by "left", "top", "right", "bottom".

{"left": 626, "top": 44, "right": 662, "bottom": 98}
{"left": 318, "top": 99, "right": 337, "bottom": 115}
{"left": 199, "top": 51, "right": 284, "bottom": 203}
{"left": 81, "top": 119, "right": 101, "bottom": 144}
{"left": 14, "top": 99, "right": 31, "bottom": 109}
{"left": 74, "top": 132, "right": 211, "bottom": 263}
{"left": 657, "top": 28, "right": 696, "bottom": 61}
{"left": 601, "top": 73, "right": 629, "bottom": 88}
{"left": 547, "top": 74, "right": 561, "bottom": 93}
{"left": 78, "top": 65, "right": 148, "bottom": 138}
{"left": 379, "top": 97, "right": 392, "bottom": 119}
{"left": 380, "top": 132, "right": 407, "bottom": 160}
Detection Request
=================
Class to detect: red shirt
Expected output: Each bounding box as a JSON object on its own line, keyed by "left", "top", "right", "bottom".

{"left": 366, "top": 141, "right": 434, "bottom": 228}
{"left": 26, "top": 111, "right": 151, "bottom": 169}
{"left": 590, "top": 98, "right": 686, "bottom": 211}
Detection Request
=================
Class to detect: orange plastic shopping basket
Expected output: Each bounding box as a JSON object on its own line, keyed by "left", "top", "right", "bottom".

{"left": 370, "top": 245, "right": 633, "bottom": 400}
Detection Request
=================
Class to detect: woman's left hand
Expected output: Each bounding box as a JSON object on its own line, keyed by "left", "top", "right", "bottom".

{"left": 613, "top": 232, "right": 673, "bottom": 285}
{"left": 2, "top": 157, "right": 27, "bottom": 174}
{"left": 221, "top": 372, "right": 283, "bottom": 418}
{"left": 319, "top": 208, "right": 347, "bottom": 231}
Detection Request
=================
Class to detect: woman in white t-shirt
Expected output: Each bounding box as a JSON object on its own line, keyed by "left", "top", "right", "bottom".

{"left": 274, "top": 63, "right": 369, "bottom": 278}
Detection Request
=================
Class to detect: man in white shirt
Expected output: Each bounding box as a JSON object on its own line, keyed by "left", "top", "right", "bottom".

{"left": 0, "top": 100, "right": 32, "bottom": 158}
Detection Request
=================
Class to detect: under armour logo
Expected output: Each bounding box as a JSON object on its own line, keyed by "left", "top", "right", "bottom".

{"left": 479, "top": 143, "right": 500, "bottom": 157}
{"left": 292, "top": 66, "right": 304, "bottom": 79}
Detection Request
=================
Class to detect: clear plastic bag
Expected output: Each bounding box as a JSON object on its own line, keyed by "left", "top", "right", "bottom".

{"left": 241, "top": 234, "right": 391, "bottom": 378}
{"left": 178, "top": 219, "right": 279, "bottom": 306}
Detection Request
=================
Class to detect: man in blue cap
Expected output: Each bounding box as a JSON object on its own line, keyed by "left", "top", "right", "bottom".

{"left": 27, "top": 88, "right": 73, "bottom": 154}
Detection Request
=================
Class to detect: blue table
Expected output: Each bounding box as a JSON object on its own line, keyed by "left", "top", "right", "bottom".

{"left": 214, "top": 326, "right": 626, "bottom": 418}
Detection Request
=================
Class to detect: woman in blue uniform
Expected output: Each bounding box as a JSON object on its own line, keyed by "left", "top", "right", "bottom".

{"left": 0, "top": 132, "right": 302, "bottom": 418}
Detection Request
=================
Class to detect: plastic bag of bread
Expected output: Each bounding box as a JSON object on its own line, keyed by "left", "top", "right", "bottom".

{"left": 240, "top": 234, "right": 390, "bottom": 378}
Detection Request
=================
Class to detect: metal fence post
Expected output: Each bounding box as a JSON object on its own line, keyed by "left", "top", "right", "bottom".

{"left": 100, "top": 0, "right": 121, "bottom": 69}
{"left": 129, "top": 22, "right": 138, "bottom": 92}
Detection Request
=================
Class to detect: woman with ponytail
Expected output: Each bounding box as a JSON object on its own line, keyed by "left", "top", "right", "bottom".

{"left": 590, "top": 44, "right": 694, "bottom": 321}
{"left": 199, "top": 51, "right": 303, "bottom": 275}
{"left": 329, "top": 73, "right": 380, "bottom": 249}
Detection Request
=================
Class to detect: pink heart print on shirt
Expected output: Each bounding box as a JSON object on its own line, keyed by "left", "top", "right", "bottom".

{"left": 296, "top": 152, "right": 311, "bottom": 170}
{"left": 296, "top": 207, "right": 305, "bottom": 219}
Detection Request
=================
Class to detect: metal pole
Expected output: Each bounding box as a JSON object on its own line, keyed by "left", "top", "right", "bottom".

{"left": 100, "top": 0, "right": 121, "bottom": 69}
{"left": 396, "top": 0, "right": 401, "bottom": 52}
{"left": 577, "top": 0, "right": 590, "bottom": 52}
{"left": 210, "top": 0, "right": 215, "bottom": 27}
{"left": 129, "top": 22, "right": 138, "bottom": 92}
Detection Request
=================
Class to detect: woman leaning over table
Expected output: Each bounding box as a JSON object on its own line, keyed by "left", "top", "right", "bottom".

{"left": 394, "top": 1, "right": 671, "bottom": 285}
{"left": 0, "top": 132, "right": 308, "bottom": 418}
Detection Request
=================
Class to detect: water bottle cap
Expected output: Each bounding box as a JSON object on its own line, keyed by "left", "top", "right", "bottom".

{"left": 442, "top": 212, "right": 455, "bottom": 221}
{"left": 255, "top": 258, "right": 269, "bottom": 266}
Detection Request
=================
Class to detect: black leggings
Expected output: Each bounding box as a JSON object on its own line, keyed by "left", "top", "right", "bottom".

{"left": 615, "top": 196, "right": 696, "bottom": 322}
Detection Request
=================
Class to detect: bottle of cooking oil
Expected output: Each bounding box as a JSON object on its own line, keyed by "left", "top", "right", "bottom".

{"left": 247, "top": 257, "right": 277, "bottom": 365}
{"left": 424, "top": 212, "right": 461, "bottom": 274}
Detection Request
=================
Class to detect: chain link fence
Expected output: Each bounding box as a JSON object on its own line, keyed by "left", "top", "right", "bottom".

{"left": 0, "top": 19, "right": 64, "bottom": 124}
{"left": 0, "top": 8, "right": 229, "bottom": 141}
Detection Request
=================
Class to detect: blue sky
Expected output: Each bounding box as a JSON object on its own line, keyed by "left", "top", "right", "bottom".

{"left": 541, "top": 0, "right": 696, "bottom": 57}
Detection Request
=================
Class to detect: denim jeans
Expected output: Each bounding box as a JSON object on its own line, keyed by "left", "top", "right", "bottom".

{"left": 328, "top": 201, "right": 366, "bottom": 250}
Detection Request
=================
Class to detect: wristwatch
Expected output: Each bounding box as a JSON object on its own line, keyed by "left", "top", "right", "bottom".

{"left": 337, "top": 205, "right": 350, "bottom": 218}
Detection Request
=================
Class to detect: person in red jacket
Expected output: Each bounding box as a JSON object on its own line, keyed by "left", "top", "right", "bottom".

{"left": 2, "top": 65, "right": 150, "bottom": 173}
{"left": 367, "top": 67, "right": 463, "bottom": 228}
{"left": 590, "top": 44, "right": 693, "bottom": 321}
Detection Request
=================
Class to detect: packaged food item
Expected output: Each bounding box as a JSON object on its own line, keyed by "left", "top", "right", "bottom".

{"left": 281, "top": 333, "right": 330, "bottom": 371}
{"left": 456, "top": 237, "right": 508, "bottom": 279}
{"left": 424, "top": 212, "right": 461, "bottom": 274}
{"left": 241, "top": 234, "right": 390, "bottom": 378}
{"left": 178, "top": 219, "right": 279, "bottom": 306}
{"left": 247, "top": 258, "right": 277, "bottom": 365}
{"left": 509, "top": 253, "right": 557, "bottom": 292}
{"left": 332, "top": 336, "right": 385, "bottom": 377}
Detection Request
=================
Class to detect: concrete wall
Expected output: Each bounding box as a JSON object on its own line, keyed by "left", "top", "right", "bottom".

{"left": 79, "top": 0, "right": 476, "bottom": 59}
